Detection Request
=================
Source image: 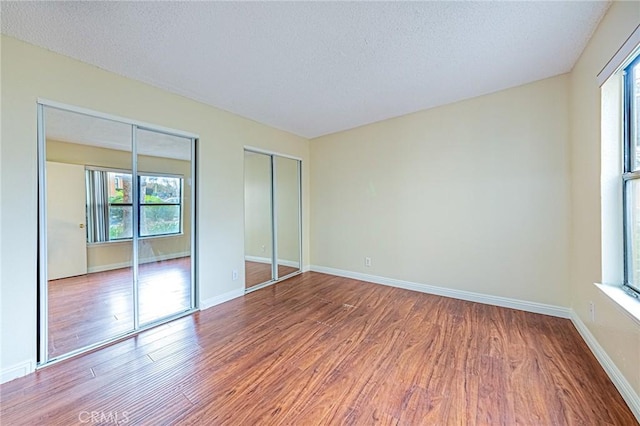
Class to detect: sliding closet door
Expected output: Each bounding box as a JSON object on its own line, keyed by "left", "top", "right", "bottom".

{"left": 244, "top": 151, "right": 275, "bottom": 289}
{"left": 39, "top": 102, "right": 198, "bottom": 365}
{"left": 43, "top": 106, "right": 135, "bottom": 360}
{"left": 275, "top": 156, "right": 301, "bottom": 278}
{"left": 136, "top": 128, "right": 194, "bottom": 325}
{"left": 244, "top": 149, "right": 302, "bottom": 292}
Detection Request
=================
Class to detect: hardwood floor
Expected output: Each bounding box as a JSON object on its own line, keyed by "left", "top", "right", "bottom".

{"left": 2, "top": 272, "right": 636, "bottom": 425}
{"left": 48, "top": 257, "right": 191, "bottom": 358}
{"left": 245, "top": 260, "right": 299, "bottom": 288}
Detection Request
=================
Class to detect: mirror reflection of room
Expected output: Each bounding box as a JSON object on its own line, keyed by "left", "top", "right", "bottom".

{"left": 43, "top": 106, "right": 194, "bottom": 360}
{"left": 275, "top": 156, "right": 301, "bottom": 278}
{"left": 136, "top": 128, "right": 193, "bottom": 326}
{"left": 45, "top": 108, "right": 134, "bottom": 359}
{"left": 244, "top": 150, "right": 301, "bottom": 290}
{"left": 244, "top": 151, "right": 274, "bottom": 288}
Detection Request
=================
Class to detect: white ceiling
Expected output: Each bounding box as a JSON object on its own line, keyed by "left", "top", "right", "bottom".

{"left": 46, "top": 107, "right": 192, "bottom": 161}
{"left": 2, "top": 1, "right": 609, "bottom": 139}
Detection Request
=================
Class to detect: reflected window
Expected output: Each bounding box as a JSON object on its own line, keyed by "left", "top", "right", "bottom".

{"left": 86, "top": 168, "right": 183, "bottom": 242}
{"left": 108, "top": 171, "right": 133, "bottom": 240}
{"left": 139, "top": 175, "right": 182, "bottom": 237}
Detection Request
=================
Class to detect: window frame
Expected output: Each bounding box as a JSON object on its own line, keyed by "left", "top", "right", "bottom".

{"left": 108, "top": 169, "right": 134, "bottom": 241}
{"left": 138, "top": 173, "right": 184, "bottom": 238}
{"left": 86, "top": 166, "right": 184, "bottom": 244}
{"left": 622, "top": 53, "right": 640, "bottom": 294}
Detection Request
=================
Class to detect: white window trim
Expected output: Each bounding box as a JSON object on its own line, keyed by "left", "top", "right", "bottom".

{"left": 595, "top": 283, "right": 640, "bottom": 326}
{"left": 598, "top": 30, "right": 640, "bottom": 325}
{"left": 597, "top": 24, "right": 640, "bottom": 86}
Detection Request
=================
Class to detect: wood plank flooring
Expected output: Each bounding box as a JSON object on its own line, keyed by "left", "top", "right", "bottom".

{"left": 2, "top": 272, "right": 636, "bottom": 425}
{"left": 245, "top": 260, "right": 299, "bottom": 288}
{"left": 47, "top": 257, "right": 192, "bottom": 358}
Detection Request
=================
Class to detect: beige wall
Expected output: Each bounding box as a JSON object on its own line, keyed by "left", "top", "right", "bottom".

{"left": 48, "top": 140, "right": 192, "bottom": 271}
{"left": 0, "top": 35, "right": 310, "bottom": 372}
{"left": 311, "top": 74, "right": 571, "bottom": 306}
{"left": 569, "top": 1, "right": 640, "bottom": 396}
{"left": 309, "top": 0, "right": 640, "bottom": 403}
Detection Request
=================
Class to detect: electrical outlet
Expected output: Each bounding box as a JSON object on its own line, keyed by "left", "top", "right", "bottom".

{"left": 589, "top": 301, "right": 595, "bottom": 322}
{"left": 232, "top": 269, "right": 239, "bottom": 281}
{"left": 261, "top": 245, "right": 266, "bottom": 253}
{"left": 365, "top": 257, "right": 372, "bottom": 267}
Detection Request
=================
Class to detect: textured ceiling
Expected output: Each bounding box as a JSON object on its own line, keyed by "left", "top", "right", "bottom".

{"left": 2, "top": 1, "right": 609, "bottom": 138}
{"left": 46, "top": 107, "right": 192, "bottom": 161}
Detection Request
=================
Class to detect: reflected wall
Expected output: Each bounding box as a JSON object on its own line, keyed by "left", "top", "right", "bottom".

{"left": 244, "top": 151, "right": 274, "bottom": 288}
{"left": 275, "top": 156, "right": 301, "bottom": 277}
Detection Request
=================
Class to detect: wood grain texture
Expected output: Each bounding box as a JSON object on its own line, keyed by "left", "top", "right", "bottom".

{"left": 2, "top": 272, "right": 636, "bottom": 425}
{"left": 47, "top": 257, "right": 192, "bottom": 358}
{"left": 245, "top": 260, "right": 298, "bottom": 288}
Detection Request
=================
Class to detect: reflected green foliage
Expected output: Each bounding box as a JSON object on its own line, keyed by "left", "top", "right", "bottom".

{"left": 90, "top": 170, "right": 182, "bottom": 240}
{"left": 109, "top": 206, "right": 132, "bottom": 240}
{"left": 140, "top": 176, "right": 181, "bottom": 237}
{"left": 141, "top": 205, "right": 180, "bottom": 236}
{"left": 109, "top": 189, "right": 124, "bottom": 204}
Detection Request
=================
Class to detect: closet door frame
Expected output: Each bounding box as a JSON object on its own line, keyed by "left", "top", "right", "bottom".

{"left": 37, "top": 99, "right": 199, "bottom": 366}
{"left": 244, "top": 147, "right": 303, "bottom": 293}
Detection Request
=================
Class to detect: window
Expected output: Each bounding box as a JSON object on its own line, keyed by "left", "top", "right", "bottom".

{"left": 86, "top": 168, "right": 183, "bottom": 243}
{"left": 107, "top": 171, "right": 133, "bottom": 240}
{"left": 139, "top": 175, "right": 182, "bottom": 237}
{"left": 623, "top": 53, "right": 640, "bottom": 293}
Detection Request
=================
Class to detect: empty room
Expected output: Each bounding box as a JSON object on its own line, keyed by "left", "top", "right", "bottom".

{"left": 1, "top": 1, "right": 639, "bottom": 424}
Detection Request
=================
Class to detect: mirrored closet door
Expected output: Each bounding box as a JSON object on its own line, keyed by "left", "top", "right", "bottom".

{"left": 244, "top": 149, "right": 301, "bottom": 291}
{"left": 38, "top": 102, "right": 197, "bottom": 364}
{"left": 275, "top": 156, "right": 301, "bottom": 277}
{"left": 136, "top": 128, "right": 195, "bottom": 326}
{"left": 244, "top": 151, "right": 275, "bottom": 288}
{"left": 44, "top": 108, "right": 135, "bottom": 359}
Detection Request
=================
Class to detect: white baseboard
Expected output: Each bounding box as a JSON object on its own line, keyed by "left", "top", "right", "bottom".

{"left": 310, "top": 265, "right": 571, "bottom": 318}
{"left": 245, "top": 256, "right": 301, "bottom": 268}
{"left": 87, "top": 252, "right": 190, "bottom": 274}
{"left": 279, "top": 259, "right": 301, "bottom": 268}
{"left": 1, "top": 359, "right": 35, "bottom": 384}
{"left": 245, "top": 255, "right": 271, "bottom": 264}
{"left": 200, "top": 288, "right": 245, "bottom": 311}
{"left": 570, "top": 311, "right": 640, "bottom": 421}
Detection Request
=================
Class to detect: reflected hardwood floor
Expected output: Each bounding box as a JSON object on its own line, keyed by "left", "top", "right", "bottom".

{"left": 245, "top": 260, "right": 298, "bottom": 288}
{"left": 48, "top": 257, "right": 191, "bottom": 358}
{"left": 2, "top": 272, "right": 636, "bottom": 424}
